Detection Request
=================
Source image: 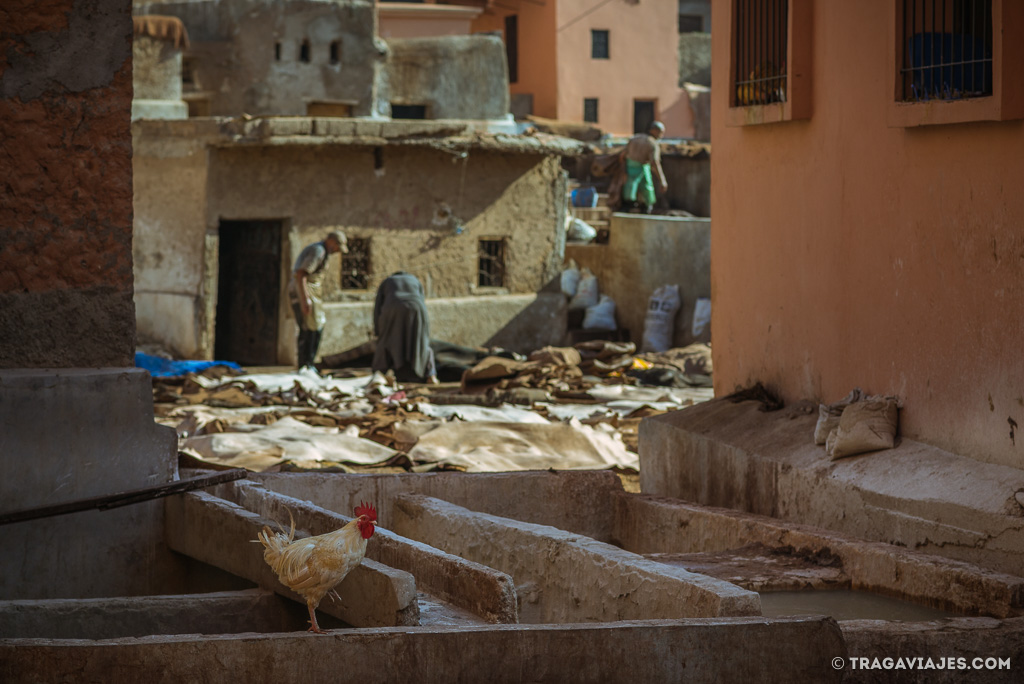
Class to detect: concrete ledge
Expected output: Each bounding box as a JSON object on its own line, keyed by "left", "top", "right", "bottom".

{"left": 840, "top": 617, "right": 1024, "bottom": 684}
{"left": 221, "top": 479, "right": 519, "bottom": 623}
{"left": 615, "top": 496, "right": 1024, "bottom": 618}
{"left": 0, "top": 617, "right": 846, "bottom": 684}
{"left": 253, "top": 470, "right": 625, "bottom": 543}
{"left": 0, "top": 590, "right": 304, "bottom": 640}
{"left": 639, "top": 398, "right": 1024, "bottom": 576}
{"left": 164, "top": 491, "right": 418, "bottom": 627}
{"left": 391, "top": 494, "right": 761, "bottom": 622}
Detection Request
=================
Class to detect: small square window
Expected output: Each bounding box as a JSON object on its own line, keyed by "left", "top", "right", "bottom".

{"left": 391, "top": 104, "right": 428, "bottom": 120}
{"left": 679, "top": 14, "right": 704, "bottom": 33}
{"left": 341, "top": 238, "right": 370, "bottom": 290}
{"left": 583, "top": 98, "right": 598, "bottom": 123}
{"left": 478, "top": 239, "right": 506, "bottom": 288}
{"left": 591, "top": 30, "right": 610, "bottom": 59}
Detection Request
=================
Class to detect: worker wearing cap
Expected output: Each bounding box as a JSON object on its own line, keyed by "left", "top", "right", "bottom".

{"left": 288, "top": 230, "right": 347, "bottom": 370}
{"left": 621, "top": 120, "right": 668, "bottom": 214}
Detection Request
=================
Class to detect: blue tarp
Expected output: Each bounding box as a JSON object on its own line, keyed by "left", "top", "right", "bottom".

{"left": 135, "top": 351, "right": 241, "bottom": 378}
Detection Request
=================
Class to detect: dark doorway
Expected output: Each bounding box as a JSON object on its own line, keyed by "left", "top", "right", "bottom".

{"left": 633, "top": 99, "right": 656, "bottom": 134}
{"left": 215, "top": 220, "right": 282, "bottom": 366}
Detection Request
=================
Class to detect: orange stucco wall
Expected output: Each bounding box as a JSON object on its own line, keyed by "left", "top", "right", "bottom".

{"left": 711, "top": 1, "right": 1024, "bottom": 469}
{"left": 378, "top": 3, "right": 481, "bottom": 39}
{"left": 554, "top": 0, "right": 693, "bottom": 137}
{"left": 471, "top": 0, "right": 558, "bottom": 120}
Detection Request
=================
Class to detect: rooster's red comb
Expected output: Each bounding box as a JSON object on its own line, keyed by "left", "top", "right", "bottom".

{"left": 355, "top": 501, "right": 377, "bottom": 521}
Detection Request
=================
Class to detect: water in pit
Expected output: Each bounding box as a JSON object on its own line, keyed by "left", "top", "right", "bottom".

{"left": 759, "top": 589, "right": 962, "bottom": 622}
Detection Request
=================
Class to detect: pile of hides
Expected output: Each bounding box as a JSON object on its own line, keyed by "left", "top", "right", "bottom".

{"left": 148, "top": 341, "right": 715, "bottom": 474}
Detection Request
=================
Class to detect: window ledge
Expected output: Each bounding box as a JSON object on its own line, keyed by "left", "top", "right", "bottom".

{"left": 887, "top": 0, "right": 1024, "bottom": 128}
{"left": 887, "top": 96, "right": 1022, "bottom": 128}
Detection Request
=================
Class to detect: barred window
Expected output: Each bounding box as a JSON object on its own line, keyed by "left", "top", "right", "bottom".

{"left": 897, "top": 0, "right": 992, "bottom": 102}
{"left": 341, "top": 238, "right": 370, "bottom": 290}
{"left": 732, "top": 0, "right": 789, "bottom": 107}
{"left": 583, "top": 98, "right": 598, "bottom": 123}
{"left": 478, "top": 239, "right": 505, "bottom": 288}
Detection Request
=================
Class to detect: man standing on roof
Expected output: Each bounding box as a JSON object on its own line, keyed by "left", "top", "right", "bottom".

{"left": 620, "top": 121, "right": 668, "bottom": 214}
{"left": 288, "top": 230, "right": 347, "bottom": 371}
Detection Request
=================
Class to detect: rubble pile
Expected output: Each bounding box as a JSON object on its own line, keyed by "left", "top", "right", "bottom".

{"left": 149, "top": 342, "right": 714, "bottom": 475}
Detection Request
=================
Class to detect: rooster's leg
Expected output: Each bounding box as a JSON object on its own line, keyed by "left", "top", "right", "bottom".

{"left": 306, "top": 601, "right": 326, "bottom": 634}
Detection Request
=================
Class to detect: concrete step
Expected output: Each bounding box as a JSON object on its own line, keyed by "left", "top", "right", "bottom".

{"left": 639, "top": 397, "right": 1024, "bottom": 577}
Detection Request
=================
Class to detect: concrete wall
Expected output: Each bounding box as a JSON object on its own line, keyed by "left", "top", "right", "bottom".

{"left": 710, "top": 0, "right": 1024, "bottom": 469}
{"left": 662, "top": 151, "right": 711, "bottom": 216}
{"left": 320, "top": 292, "right": 568, "bottom": 359}
{"left": 566, "top": 215, "right": 710, "bottom": 349}
{"left": 0, "top": 618, "right": 847, "bottom": 684}
{"left": 132, "top": 120, "right": 216, "bottom": 357}
{"left": 0, "top": 0, "right": 136, "bottom": 368}
{"left": 384, "top": 34, "right": 510, "bottom": 120}
{"left": 132, "top": 119, "right": 570, "bottom": 360}
{"left": 0, "top": 369, "right": 180, "bottom": 599}
{"left": 134, "top": 0, "right": 385, "bottom": 117}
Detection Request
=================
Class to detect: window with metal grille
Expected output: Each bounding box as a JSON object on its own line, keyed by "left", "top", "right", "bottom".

{"left": 341, "top": 238, "right": 370, "bottom": 290}
{"left": 591, "top": 30, "right": 610, "bottom": 59}
{"left": 583, "top": 98, "right": 598, "bottom": 123}
{"left": 732, "top": 0, "right": 788, "bottom": 107}
{"left": 478, "top": 239, "right": 505, "bottom": 288}
{"left": 897, "top": 0, "right": 992, "bottom": 102}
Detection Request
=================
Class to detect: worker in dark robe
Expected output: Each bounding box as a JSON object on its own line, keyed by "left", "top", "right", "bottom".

{"left": 372, "top": 271, "right": 438, "bottom": 384}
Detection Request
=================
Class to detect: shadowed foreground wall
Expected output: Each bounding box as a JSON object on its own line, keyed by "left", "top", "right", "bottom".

{"left": 0, "top": 0, "right": 136, "bottom": 368}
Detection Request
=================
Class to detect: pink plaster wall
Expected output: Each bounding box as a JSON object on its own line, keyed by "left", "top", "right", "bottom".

{"left": 711, "top": 0, "right": 1024, "bottom": 469}
{"left": 554, "top": 0, "right": 694, "bottom": 137}
{"left": 471, "top": 0, "right": 693, "bottom": 137}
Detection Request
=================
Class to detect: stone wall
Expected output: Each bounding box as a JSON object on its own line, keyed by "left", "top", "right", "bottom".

{"left": 132, "top": 119, "right": 571, "bottom": 360}
{"left": 384, "top": 34, "right": 510, "bottom": 120}
{"left": 134, "top": 0, "right": 385, "bottom": 117}
{"left": 0, "top": 0, "right": 136, "bottom": 368}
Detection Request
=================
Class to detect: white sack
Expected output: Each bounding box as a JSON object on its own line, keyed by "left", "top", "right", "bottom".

{"left": 641, "top": 284, "right": 681, "bottom": 352}
{"left": 583, "top": 294, "right": 617, "bottom": 331}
